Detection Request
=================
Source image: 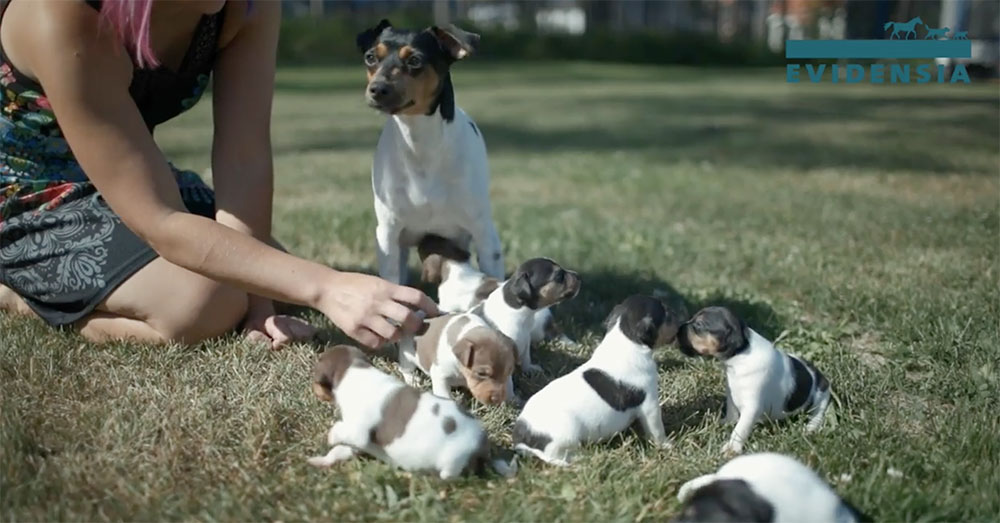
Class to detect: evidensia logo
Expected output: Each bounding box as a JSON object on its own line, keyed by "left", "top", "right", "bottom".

{"left": 785, "top": 16, "right": 972, "bottom": 84}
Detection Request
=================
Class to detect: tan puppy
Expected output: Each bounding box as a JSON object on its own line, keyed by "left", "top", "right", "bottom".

{"left": 398, "top": 312, "right": 517, "bottom": 405}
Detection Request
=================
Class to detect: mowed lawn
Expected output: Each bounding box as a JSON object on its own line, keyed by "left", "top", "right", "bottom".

{"left": 2, "top": 63, "right": 998, "bottom": 522}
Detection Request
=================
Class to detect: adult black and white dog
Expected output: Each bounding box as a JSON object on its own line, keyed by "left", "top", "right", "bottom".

{"left": 674, "top": 453, "right": 870, "bottom": 523}
{"left": 512, "top": 295, "right": 684, "bottom": 465}
{"left": 677, "top": 306, "right": 832, "bottom": 455}
{"left": 356, "top": 20, "right": 504, "bottom": 285}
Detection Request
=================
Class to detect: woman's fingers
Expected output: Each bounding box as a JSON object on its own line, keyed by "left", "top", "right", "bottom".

{"left": 353, "top": 326, "right": 386, "bottom": 349}
{"left": 364, "top": 314, "right": 400, "bottom": 344}
{"left": 391, "top": 285, "right": 440, "bottom": 317}
{"left": 378, "top": 301, "right": 424, "bottom": 336}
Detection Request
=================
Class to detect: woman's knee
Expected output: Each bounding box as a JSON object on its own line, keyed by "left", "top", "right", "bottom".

{"left": 150, "top": 278, "right": 248, "bottom": 344}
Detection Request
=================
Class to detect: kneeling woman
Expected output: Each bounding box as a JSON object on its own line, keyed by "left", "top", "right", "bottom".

{"left": 0, "top": 0, "right": 435, "bottom": 347}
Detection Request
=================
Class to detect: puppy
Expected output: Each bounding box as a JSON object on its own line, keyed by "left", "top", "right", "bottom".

{"left": 418, "top": 234, "right": 574, "bottom": 346}
{"left": 674, "top": 453, "right": 870, "bottom": 523}
{"left": 677, "top": 306, "right": 832, "bottom": 455}
{"left": 307, "top": 345, "right": 514, "bottom": 479}
{"left": 512, "top": 295, "right": 683, "bottom": 466}
{"left": 397, "top": 311, "right": 517, "bottom": 406}
{"left": 357, "top": 20, "right": 504, "bottom": 285}
{"left": 471, "top": 257, "right": 581, "bottom": 374}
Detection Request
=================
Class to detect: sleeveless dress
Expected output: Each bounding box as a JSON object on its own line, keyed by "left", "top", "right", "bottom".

{"left": 0, "top": 0, "right": 223, "bottom": 326}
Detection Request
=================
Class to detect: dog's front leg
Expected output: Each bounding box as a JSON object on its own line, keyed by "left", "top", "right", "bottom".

{"left": 397, "top": 337, "right": 420, "bottom": 387}
{"left": 504, "top": 375, "right": 524, "bottom": 408}
{"left": 469, "top": 218, "right": 504, "bottom": 280}
{"left": 429, "top": 368, "right": 452, "bottom": 399}
{"left": 307, "top": 445, "right": 357, "bottom": 468}
{"left": 721, "top": 405, "right": 760, "bottom": 455}
{"left": 638, "top": 397, "right": 672, "bottom": 448}
{"left": 722, "top": 385, "right": 739, "bottom": 425}
{"left": 376, "top": 222, "right": 404, "bottom": 284}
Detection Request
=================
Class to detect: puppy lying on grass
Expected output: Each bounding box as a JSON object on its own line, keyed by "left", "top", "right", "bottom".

{"left": 676, "top": 306, "right": 832, "bottom": 455}
{"left": 307, "top": 345, "right": 515, "bottom": 479}
{"left": 674, "top": 453, "right": 870, "bottom": 523}
{"left": 512, "top": 295, "right": 684, "bottom": 466}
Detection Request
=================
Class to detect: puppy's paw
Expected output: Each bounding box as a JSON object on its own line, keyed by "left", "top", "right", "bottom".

{"left": 656, "top": 438, "right": 675, "bottom": 450}
{"left": 307, "top": 445, "right": 356, "bottom": 468}
{"left": 720, "top": 441, "right": 743, "bottom": 456}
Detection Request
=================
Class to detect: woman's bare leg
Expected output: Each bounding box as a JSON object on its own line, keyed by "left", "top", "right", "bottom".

{"left": 76, "top": 257, "right": 249, "bottom": 344}
{"left": 0, "top": 284, "right": 37, "bottom": 317}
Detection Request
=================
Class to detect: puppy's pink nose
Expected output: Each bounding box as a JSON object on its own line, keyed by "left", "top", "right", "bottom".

{"left": 491, "top": 392, "right": 504, "bottom": 404}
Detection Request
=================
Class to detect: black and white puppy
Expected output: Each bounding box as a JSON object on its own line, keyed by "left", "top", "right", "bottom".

{"left": 674, "top": 453, "right": 870, "bottom": 523}
{"left": 307, "top": 345, "right": 515, "bottom": 479}
{"left": 418, "top": 234, "right": 574, "bottom": 346}
{"left": 512, "top": 295, "right": 684, "bottom": 466}
{"left": 471, "top": 257, "right": 581, "bottom": 374}
{"left": 677, "top": 306, "right": 832, "bottom": 455}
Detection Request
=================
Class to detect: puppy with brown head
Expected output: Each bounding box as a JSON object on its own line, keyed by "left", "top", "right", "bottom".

{"left": 474, "top": 258, "right": 582, "bottom": 374}
{"left": 397, "top": 311, "right": 517, "bottom": 406}
{"left": 512, "top": 295, "right": 684, "bottom": 466}
{"left": 308, "top": 344, "right": 515, "bottom": 479}
{"left": 676, "top": 307, "right": 833, "bottom": 455}
{"left": 358, "top": 19, "right": 505, "bottom": 288}
{"left": 417, "top": 234, "right": 498, "bottom": 313}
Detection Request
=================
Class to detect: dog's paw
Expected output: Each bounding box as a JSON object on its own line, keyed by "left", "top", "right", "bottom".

{"left": 656, "top": 437, "right": 675, "bottom": 450}
{"left": 720, "top": 441, "right": 743, "bottom": 456}
{"left": 307, "top": 445, "right": 356, "bottom": 468}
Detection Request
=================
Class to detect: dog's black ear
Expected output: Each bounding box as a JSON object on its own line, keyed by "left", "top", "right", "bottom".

{"left": 356, "top": 19, "right": 391, "bottom": 52}
{"left": 675, "top": 479, "right": 774, "bottom": 523}
{"left": 721, "top": 311, "right": 749, "bottom": 355}
{"left": 508, "top": 271, "right": 533, "bottom": 307}
{"left": 602, "top": 304, "right": 626, "bottom": 332}
{"left": 431, "top": 24, "right": 480, "bottom": 60}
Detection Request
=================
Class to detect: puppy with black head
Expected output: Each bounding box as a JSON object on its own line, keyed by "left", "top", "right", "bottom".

{"left": 357, "top": 20, "right": 504, "bottom": 286}
{"left": 677, "top": 306, "right": 832, "bottom": 455}
{"left": 418, "top": 234, "right": 576, "bottom": 346}
{"left": 471, "top": 257, "right": 581, "bottom": 374}
{"left": 674, "top": 453, "right": 870, "bottom": 523}
{"left": 512, "top": 295, "right": 684, "bottom": 466}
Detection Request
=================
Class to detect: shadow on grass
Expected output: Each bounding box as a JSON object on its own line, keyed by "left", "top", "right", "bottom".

{"left": 661, "top": 393, "right": 727, "bottom": 436}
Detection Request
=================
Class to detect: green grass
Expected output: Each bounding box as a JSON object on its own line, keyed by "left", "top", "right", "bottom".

{"left": 2, "top": 62, "right": 998, "bottom": 521}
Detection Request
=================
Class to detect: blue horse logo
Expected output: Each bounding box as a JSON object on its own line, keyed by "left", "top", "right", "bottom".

{"left": 884, "top": 16, "right": 924, "bottom": 39}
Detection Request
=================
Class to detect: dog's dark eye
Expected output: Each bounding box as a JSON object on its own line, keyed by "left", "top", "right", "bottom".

{"left": 475, "top": 369, "right": 490, "bottom": 379}
{"left": 554, "top": 270, "right": 565, "bottom": 284}
{"left": 405, "top": 55, "right": 424, "bottom": 69}
{"left": 364, "top": 50, "right": 378, "bottom": 67}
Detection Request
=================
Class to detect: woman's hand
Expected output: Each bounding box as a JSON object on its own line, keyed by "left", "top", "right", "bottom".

{"left": 243, "top": 295, "right": 317, "bottom": 350}
{"left": 317, "top": 272, "right": 439, "bottom": 349}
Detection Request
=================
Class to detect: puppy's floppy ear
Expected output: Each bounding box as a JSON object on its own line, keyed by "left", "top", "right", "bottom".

{"left": 431, "top": 24, "right": 480, "bottom": 60}
{"left": 453, "top": 339, "right": 476, "bottom": 367}
{"left": 356, "top": 19, "right": 391, "bottom": 52}
{"left": 508, "top": 271, "right": 533, "bottom": 307}
{"left": 602, "top": 304, "right": 625, "bottom": 332}
{"left": 722, "top": 313, "right": 749, "bottom": 354}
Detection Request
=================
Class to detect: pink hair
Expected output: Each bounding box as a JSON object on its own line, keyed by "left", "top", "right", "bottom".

{"left": 99, "top": 0, "right": 159, "bottom": 68}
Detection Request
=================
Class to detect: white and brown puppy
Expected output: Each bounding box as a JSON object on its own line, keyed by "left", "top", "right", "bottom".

{"left": 674, "top": 453, "right": 870, "bottom": 523}
{"left": 512, "top": 295, "right": 683, "bottom": 466}
{"left": 397, "top": 311, "right": 517, "bottom": 405}
{"left": 307, "top": 345, "right": 515, "bottom": 479}
{"left": 677, "top": 306, "right": 832, "bottom": 455}
{"left": 418, "top": 234, "right": 574, "bottom": 346}
{"left": 470, "top": 257, "right": 581, "bottom": 374}
{"left": 357, "top": 20, "right": 504, "bottom": 285}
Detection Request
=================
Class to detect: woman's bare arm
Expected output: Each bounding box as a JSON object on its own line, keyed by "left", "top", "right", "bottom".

{"left": 17, "top": 2, "right": 434, "bottom": 346}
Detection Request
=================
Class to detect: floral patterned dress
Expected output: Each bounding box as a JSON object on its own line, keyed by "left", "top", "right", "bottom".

{"left": 0, "top": 1, "right": 222, "bottom": 326}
